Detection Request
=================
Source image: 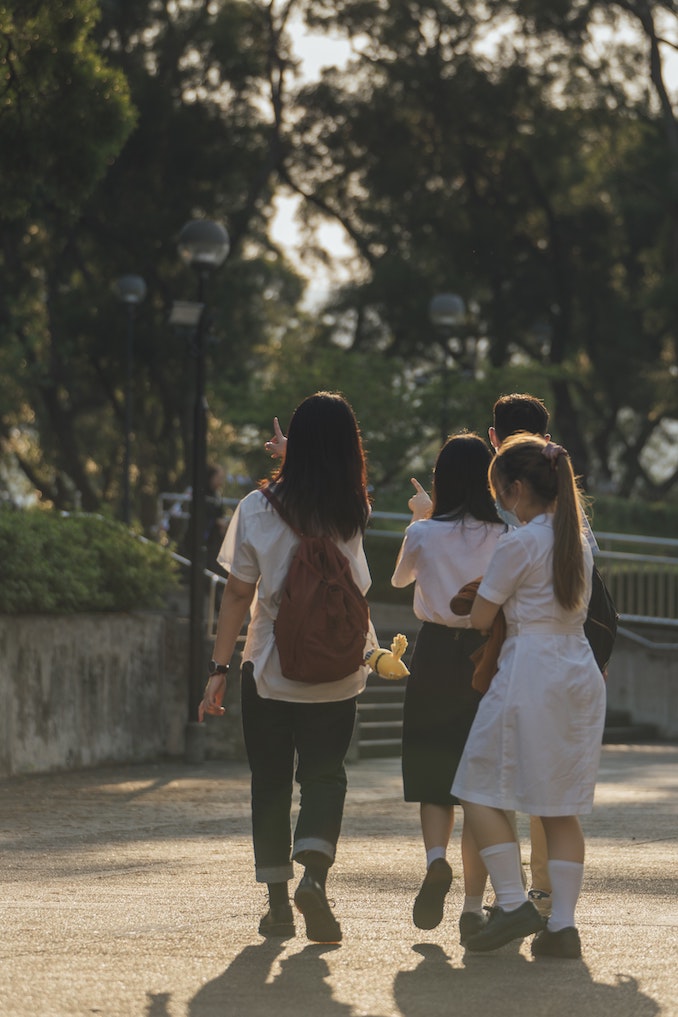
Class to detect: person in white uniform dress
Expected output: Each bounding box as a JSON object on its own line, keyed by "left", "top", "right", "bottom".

{"left": 453, "top": 434, "right": 606, "bottom": 959}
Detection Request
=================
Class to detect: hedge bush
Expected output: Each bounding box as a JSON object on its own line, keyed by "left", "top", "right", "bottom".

{"left": 588, "top": 495, "right": 678, "bottom": 538}
{"left": 0, "top": 509, "right": 179, "bottom": 614}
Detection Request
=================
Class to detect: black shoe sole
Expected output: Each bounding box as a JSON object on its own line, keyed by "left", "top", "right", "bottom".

{"left": 294, "top": 885, "right": 342, "bottom": 944}
{"left": 412, "top": 860, "right": 453, "bottom": 931}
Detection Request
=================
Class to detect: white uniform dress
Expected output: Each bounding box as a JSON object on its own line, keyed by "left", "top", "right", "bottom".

{"left": 452, "top": 513, "right": 606, "bottom": 816}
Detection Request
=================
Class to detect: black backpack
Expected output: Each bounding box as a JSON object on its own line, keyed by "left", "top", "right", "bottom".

{"left": 584, "top": 564, "right": 618, "bottom": 674}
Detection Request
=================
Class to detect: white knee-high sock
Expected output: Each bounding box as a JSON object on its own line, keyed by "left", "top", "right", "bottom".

{"left": 547, "top": 859, "right": 584, "bottom": 931}
{"left": 479, "top": 842, "right": 526, "bottom": 912}
{"left": 462, "top": 894, "right": 485, "bottom": 916}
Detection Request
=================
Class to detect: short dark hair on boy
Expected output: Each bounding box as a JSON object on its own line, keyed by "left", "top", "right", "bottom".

{"left": 493, "top": 393, "right": 549, "bottom": 442}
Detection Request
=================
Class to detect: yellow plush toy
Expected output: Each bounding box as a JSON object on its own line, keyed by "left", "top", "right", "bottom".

{"left": 365, "top": 633, "right": 410, "bottom": 679}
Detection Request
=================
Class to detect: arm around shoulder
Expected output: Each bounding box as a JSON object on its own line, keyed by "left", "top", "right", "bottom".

{"left": 470, "top": 593, "right": 501, "bottom": 631}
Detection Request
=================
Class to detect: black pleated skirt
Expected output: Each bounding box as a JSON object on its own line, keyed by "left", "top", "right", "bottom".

{"left": 402, "top": 622, "right": 484, "bottom": 805}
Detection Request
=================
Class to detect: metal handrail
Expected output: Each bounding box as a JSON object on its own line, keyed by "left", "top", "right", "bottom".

{"left": 617, "top": 625, "right": 678, "bottom": 651}
{"left": 159, "top": 495, "right": 678, "bottom": 640}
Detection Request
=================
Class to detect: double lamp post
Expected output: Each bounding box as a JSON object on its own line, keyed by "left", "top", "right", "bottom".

{"left": 114, "top": 223, "right": 229, "bottom": 763}
{"left": 175, "top": 220, "right": 230, "bottom": 764}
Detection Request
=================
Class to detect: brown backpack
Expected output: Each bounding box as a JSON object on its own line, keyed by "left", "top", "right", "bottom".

{"left": 261, "top": 486, "right": 370, "bottom": 683}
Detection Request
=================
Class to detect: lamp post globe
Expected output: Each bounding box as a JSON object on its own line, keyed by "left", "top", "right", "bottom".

{"left": 113, "top": 274, "right": 146, "bottom": 525}
{"left": 178, "top": 220, "right": 230, "bottom": 272}
{"left": 113, "top": 274, "right": 147, "bottom": 306}
{"left": 428, "top": 292, "right": 465, "bottom": 330}
{"left": 177, "top": 219, "right": 229, "bottom": 764}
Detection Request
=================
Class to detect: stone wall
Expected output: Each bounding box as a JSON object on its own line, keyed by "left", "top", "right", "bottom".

{"left": 0, "top": 611, "right": 675, "bottom": 777}
{"left": 0, "top": 613, "right": 245, "bottom": 778}
{"left": 605, "top": 628, "right": 678, "bottom": 740}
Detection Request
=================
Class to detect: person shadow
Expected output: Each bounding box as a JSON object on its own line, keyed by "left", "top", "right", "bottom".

{"left": 393, "top": 942, "right": 661, "bottom": 1017}
{"left": 187, "top": 940, "right": 356, "bottom": 1017}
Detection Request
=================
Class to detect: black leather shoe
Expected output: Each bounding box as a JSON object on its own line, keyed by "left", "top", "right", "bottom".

{"left": 412, "top": 858, "right": 453, "bottom": 930}
{"left": 459, "top": 910, "right": 487, "bottom": 946}
{"left": 465, "top": 900, "right": 544, "bottom": 952}
{"left": 531, "top": 926, "right": 581, "bottom": 959}
{"left": 294, "top": 874, "right": 342, "bottom": 943}
{"left": 258, "top": 903, "right": 295, "bottom": 938}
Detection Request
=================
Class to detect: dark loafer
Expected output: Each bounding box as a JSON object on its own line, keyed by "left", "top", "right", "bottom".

{"left": 412, "top": 858, "right": 453, "bottom": 930}
{"left": 294, "top": 874, "right": 342, "bottom": 944}
{"left": 258, "top": 903, "right": 295, "bottom": 938}
{"left": 465, "top": 900, "right": 544, "bottom": 952}
{"left": 531, "top": 926, "right": 582, "bottom": 959}
{"left": 459, "top": 910, "right": 488, "bottom": 946}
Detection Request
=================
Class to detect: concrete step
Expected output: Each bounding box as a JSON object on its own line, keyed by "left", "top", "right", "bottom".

{"left": 358, "top": 738, "right": 402, "bottom": 759}
{"left": 359, "top": 720, "right": 403, "bottom": 741}
{"left": 606, "top": 708, "right": 633, "bottom": 727}
{"left": 358, "top": 702, "right": 404, "bottom": 722}
{"left": 356, "top": 695, "right": 661, "bottom": 759}
{"left": 603, "top": 724, "right": 660, "bottom": 744}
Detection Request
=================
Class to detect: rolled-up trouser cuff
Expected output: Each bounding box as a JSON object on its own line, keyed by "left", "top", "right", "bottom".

{"left": 293, "top": 837, "right": 336, "bottom": 864}
{"left": 255, "top": 862, "right": 295, "bottom": 884}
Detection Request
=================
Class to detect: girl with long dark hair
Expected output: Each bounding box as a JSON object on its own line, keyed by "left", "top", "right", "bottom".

{"left": 200, "top": 392, "right": 375, "bottom": 945}
{"left": 392, "top": 432, "right": 505, "bottom": 945}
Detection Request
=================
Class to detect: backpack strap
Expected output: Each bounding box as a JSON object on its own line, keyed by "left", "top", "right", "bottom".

{"left": 260, "top": 484, "right": 303, "bottom": 537}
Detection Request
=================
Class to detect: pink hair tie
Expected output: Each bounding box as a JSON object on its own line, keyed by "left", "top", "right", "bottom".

{"left": 542, "top": 442, "right": 567, "bottom": 468}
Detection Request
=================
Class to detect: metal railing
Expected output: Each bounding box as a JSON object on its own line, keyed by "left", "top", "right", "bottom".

{"left": 159, "top": 495, "right": 678, "bottom": 640}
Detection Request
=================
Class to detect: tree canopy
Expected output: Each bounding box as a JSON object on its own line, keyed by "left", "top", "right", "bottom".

{"left": 1, "top": 0, "right": 677, "bottom": 525}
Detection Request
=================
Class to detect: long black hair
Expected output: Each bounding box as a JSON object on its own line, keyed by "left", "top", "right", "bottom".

{"left": 431, "top": 432, "right": 501, "bottom": 524}
{"left": 267, "top": 391, "right": 370, "bottom": 540}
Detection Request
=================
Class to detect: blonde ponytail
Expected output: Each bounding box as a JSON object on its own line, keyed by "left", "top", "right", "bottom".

{"left": 552, "top": 455, "right": 586, "bottom": 610}
{"left": 491, "top": 433, "right": 588, "bottom": 610}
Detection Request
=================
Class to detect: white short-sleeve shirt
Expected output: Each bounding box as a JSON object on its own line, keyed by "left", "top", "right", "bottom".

{"left": 391, "top": 516, "right": 506, "bottom": 627}
{"left": 218, "top": 489, "right": 376, "bottom": 702}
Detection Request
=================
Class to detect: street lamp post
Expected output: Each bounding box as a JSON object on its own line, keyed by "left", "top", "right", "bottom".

{"left": 428, "top": 293, "right": 466, "bottom": 444}
{"left": 176, "top": 219, "right": 230, "bottom": 764}
{"left": 113, "top": 274, "right": 147, "bottom": 525}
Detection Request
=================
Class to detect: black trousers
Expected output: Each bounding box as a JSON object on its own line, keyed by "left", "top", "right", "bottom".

{"left": 240, "top": 663, "right": 357, "bottom": 884}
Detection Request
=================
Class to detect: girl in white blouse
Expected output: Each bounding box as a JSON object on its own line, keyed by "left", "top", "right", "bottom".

{"left": 392, "top": 433, "right": 505, "bottom": 945}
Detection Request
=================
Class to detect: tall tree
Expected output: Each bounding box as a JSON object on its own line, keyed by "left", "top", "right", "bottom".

{"left": 279, "top": 0, "right": 678, "bottom": 494}
{"left": 0, "top": 0, "right": 305, "bottom": 519}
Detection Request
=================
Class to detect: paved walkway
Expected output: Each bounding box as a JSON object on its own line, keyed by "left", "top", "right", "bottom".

{"left": 1, "top": 744, "right": 677, "bottom": 1017}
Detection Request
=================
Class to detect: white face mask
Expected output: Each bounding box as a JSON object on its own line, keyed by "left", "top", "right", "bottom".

{"left": 495, "top": 494, "right": 521, "bottom": 528}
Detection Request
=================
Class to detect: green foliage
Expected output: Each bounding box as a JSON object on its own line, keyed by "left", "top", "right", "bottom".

{"left": 365, "top": 533, "right": 412, "bottom": 605}
{"left": 287, "top": 0, "right": 678, "bottom": 494}
{"left": 0, "top": 509, "right": 178, "bottom": 614}
{"left": 0, "top": 0, "right": 302, "bottom": 521}
{"left": 589, "top": 496, "right": 678, "bottom": 541}
{"left": 0, "top": 0, "right": 135, "bottom": 220}
{"left": 1, "top": 0, "right": 677, "bottom": 525}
